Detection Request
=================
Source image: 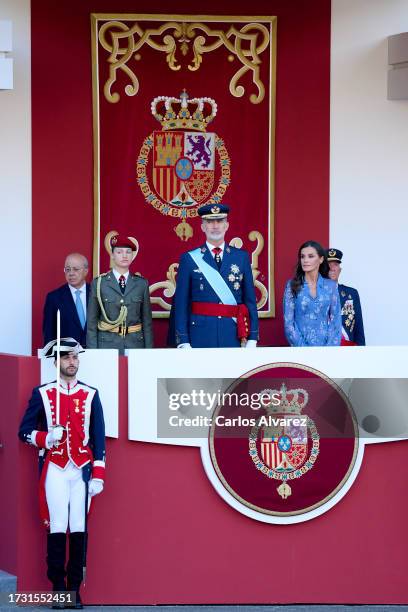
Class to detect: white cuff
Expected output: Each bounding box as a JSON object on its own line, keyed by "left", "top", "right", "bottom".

{"left": 45, "top": 432, "right": 54, "bottom": 449}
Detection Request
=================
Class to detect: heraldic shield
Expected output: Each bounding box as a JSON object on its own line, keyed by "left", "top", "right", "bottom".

{"left": 252, "top": 383, "right": 320, "bottom": 500}
{"left": 137, "top": 91, "right": 231, "bottom": 240}
{"left": 209, "top": 363, "right": 359, "bottom": 517}
{"left": 152, "top": 131, "right": 215, "bottom": 205}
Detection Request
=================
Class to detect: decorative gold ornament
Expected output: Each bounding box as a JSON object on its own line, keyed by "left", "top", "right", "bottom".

{"left": 229, "top": 231, "right": 268, "bottom": 309}
{"left": 97, "top": 19, "right": 270, "bottom": 104}
{"left": 174, "top": 220, "right": 193, "bottom": 241}
{"left": 149, "top": 263, "right": 178, "bottom": 312}
{"left": 277, "top": 482, "right": 292, "bottom": 499}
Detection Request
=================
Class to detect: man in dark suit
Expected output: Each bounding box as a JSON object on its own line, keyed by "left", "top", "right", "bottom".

{"left": 43, "top": 253, "right": 90, "bottom": 347}
{"left": 326, "top": 248, "right": 366, "bottom": 346}
{"left": 86, "top": 235, "right": 153, "bottom": 354}
{"left": 174, "top": 204, "right": 259, "bottom": 348}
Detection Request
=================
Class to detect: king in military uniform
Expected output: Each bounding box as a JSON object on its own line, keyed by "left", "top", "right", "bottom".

{"left": 18, "top": 338, "right": 106, "bottom": 608}
{"left": 87, "top": 235, "right": 153, "bottom": 354}
{"left": 326, "top": 248, "right": 366, "bottom": 345}
{"left": 173, "top": 204, "right": 259, "bottom": 348}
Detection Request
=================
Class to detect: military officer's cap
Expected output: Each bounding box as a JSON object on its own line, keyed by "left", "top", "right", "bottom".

{"left": 42, "top": 338, "right": 85, "bottom": 358}
{"left": 326, "top": 248, "right": 343, "bottom": 262}
{"left": 199, "top": 203, "right": 230, "bottom": 220}
{"left": 110, "top": 235, "right": 136, "bottom": 251}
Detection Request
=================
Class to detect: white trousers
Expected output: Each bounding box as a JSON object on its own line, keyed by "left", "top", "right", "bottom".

{"left": 45, "top": 462, "right": 86, "bottom": 533}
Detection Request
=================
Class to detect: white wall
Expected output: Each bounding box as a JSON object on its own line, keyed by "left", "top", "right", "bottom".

{"left": 331, "top": 0, "right": 408, "bottom": 345}
{"left": 0, "top": 0, "right": 31, "bottom": 355}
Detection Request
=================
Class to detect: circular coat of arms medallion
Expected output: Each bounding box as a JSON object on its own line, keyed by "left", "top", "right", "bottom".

{"left": 208, "top": 363, "right": 359, "bottom": 519}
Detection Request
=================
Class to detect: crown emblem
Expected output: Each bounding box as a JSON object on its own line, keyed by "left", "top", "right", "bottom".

{"left": 328, "top": 249, "right": 336, "bottom": 257}
{"left": 151, "top": 90, "right": 217, "bottom": 132}
{"left": 211, "top": 206, "right": 220, "bottom": 213}
{"left": 260, "top": 383, "right": 309, "bottom": 415}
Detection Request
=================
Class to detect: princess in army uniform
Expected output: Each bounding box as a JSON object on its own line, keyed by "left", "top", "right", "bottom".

{"left": 87, "top": 235, "right": 153, "bottom": 354}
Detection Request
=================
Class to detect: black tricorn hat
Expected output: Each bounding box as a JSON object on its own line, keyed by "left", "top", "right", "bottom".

{"left": 41, "top": 338, "right": 84, "bottom": 358}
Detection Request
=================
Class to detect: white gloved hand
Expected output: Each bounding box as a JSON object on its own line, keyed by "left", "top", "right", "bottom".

{"left": 245, "top": 340, "right": 257, "bottom": 348}
{"left": 88, "top": 479, "right": 104, "bottom": 497}
{"left": 177, "top": 343, "right": 192, "bottom": 349}
{"left": 46, "top": 426, "right": 64, "bottom": 448}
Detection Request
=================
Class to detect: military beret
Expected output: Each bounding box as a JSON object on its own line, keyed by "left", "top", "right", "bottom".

{"left": 110, "top": 235, "right": 136, "bottom": 251}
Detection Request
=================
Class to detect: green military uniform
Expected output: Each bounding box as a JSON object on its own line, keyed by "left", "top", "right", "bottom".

{"left": 86, "top": 271, "right": 153, "bottom": 354}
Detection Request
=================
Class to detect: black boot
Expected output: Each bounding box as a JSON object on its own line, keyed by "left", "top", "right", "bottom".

{"left": 46, "top": 532, "right": 66, "bottom": 609}
{"left": 66, "top": 532, "right": 87, "bottom": 609}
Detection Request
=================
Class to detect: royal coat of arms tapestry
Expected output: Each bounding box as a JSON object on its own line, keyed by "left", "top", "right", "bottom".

{"left": 92, "top": 14, "right": 276, "bottom": 318}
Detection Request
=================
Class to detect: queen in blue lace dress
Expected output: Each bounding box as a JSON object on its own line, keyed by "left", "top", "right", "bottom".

{"left": 283, "top": 241, "right": 342, "bottom": 347}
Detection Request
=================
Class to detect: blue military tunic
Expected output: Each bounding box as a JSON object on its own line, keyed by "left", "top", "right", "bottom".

{"left": 174, "top": 244, "right": 259, "bottom": 348}
{"left": 338, "top": 283, "right": 365, "bottom": 345}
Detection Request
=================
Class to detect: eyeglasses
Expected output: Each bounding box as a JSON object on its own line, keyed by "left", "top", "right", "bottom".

{"left": 64, "top": 267, "right": 85, "bottom": 273}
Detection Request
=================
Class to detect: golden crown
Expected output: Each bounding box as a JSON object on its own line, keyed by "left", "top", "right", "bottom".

{"left": 260, "top": 383, "right": 309, "bottom": 415}
{"left": 151, "top": 91, "right": 217, "bottom": 132}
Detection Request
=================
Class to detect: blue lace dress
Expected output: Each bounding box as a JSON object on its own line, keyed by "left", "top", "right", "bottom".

{"left": 283, "top": 274, "right": 342, "bottom": 346}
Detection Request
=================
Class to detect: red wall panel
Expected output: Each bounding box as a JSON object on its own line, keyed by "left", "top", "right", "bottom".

{"left": 3, "top": 353, "right": 408, "bottom": 604}
{"left": 31, "top": 0, "right": 330, "bottom": 352}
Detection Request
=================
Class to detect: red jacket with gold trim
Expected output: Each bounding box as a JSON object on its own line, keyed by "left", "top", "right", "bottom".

{"left": 19, "top": 381, "right": 106, "bottom": 482}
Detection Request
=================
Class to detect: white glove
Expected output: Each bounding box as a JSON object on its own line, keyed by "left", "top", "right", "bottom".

{"left": 177, "top": 343, "right": 192, "bottom": 349}
{"left": 46, "top": 426, "right": 64, "bottom": 448}
{"left": 88, "top": 479, "right": 104, "bottom": 497}
{"left": 245, "top": 340, "right": 257, "bottom": 348}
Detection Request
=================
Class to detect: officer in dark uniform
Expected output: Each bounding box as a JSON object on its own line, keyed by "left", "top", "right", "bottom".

{"left": 87, "top": 235, "right": 153, "bottom": 354}
{"left": 174, "top": 204, "right": 259, "bottom": 348}
{"left": 18, "top": 338, "right": 106, "bottom": 608}
{"left": 326, "top": 248, "right": 366, "bottom": 345}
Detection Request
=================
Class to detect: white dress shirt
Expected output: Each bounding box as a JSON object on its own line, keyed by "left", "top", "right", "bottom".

{"left": 207, "top": 242, "right": 225, "bottom": 260}
{"left": 112, "top": 269, "right": 129, "bottom": 285}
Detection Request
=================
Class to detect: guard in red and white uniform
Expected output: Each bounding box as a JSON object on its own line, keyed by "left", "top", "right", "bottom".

{"left": 19, "top": 338, "right": 106, "bottom": 609}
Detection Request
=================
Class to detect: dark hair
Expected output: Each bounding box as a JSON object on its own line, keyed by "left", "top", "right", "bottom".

{"left": 290, "top": 240, "right": 329, "bottom": 296}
